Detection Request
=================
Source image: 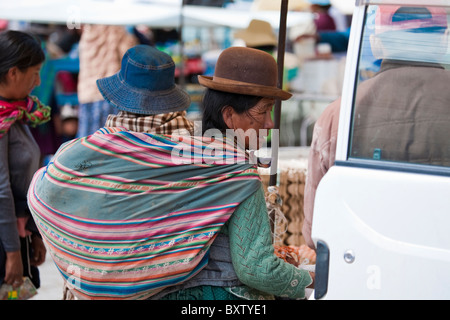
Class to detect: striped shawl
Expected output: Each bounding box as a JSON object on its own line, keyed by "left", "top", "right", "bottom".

{"left": 27, "top": 127, "right": 261, "bottom": 299}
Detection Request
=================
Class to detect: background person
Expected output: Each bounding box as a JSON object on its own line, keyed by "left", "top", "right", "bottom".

{"left": 100, "top": 45, "right": 194, "bottom": 136}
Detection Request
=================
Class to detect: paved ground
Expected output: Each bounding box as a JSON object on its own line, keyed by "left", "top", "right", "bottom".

{"left": 30, "top": 253, "right": 65, "bottom": 300}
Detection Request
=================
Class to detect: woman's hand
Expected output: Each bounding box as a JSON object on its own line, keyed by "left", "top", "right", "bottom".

{"left": 307, "top": 272, "right": 315, "bottom": 289}
{"left": 4, "top": 250, "right": 23, "bottom": 288}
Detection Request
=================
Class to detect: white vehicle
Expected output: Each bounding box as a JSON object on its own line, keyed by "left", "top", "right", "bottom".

{"left": 312, "top": 0, "right": 450, "bottom": 299}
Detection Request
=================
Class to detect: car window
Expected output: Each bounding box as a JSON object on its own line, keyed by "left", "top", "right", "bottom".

{"left": 349, "top": 4, "right": 450, "bottom": 168}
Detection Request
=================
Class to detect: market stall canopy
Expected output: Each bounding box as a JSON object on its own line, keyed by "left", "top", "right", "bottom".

{"left": 0, "top": 0, "right": 313, "bottom": 29}
{"left": 330, "top": 0, "right": 354, "bottom": 15}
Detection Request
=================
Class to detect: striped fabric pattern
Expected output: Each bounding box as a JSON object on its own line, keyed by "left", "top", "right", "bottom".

{"left": 28, "top": 128, "right": 261, "bottom": 299}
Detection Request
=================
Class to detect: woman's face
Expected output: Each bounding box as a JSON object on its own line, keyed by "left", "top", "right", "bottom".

{"left": 223, "top": 97, "right": 275, "bottom": 150}
{"left": 8, "top": 64, "right": 42, "bottom": 100}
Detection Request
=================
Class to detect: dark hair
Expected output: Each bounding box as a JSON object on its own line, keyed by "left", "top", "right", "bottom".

{"left": 201, "top": 88, "right": 263, "bottom": 134}
{"left": 0, "top": 30, "right": 45, "bottom": 84}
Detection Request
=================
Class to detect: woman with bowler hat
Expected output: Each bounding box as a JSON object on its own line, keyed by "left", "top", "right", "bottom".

{"left": 97, "top": 45, "right": 194, "bottom": 136}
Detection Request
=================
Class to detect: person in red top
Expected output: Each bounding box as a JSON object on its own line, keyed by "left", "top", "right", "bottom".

{"left": 308, "top": 0, "right": 336, "bottom": 32}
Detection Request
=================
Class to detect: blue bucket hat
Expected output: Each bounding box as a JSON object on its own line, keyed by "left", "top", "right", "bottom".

{"left": 96, "top": 45, "right": 190, "bottom": 115}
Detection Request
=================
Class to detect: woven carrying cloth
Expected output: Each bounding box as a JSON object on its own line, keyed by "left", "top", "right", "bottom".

{"left": 28, "top": 128, "right": 261, "bottom": 300}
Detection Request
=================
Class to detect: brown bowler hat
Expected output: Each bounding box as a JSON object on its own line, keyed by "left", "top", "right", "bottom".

{"left": 198, "top": 47, "right": 292, "bottom": 100}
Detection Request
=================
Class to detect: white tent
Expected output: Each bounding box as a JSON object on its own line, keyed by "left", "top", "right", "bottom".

{"left": 0, "top": 0, "right": 313, "bottom": 30}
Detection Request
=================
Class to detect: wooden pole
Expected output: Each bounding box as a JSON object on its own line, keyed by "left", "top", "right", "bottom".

{"left": 269, "top": 0, "right": 289, "bottom": 187}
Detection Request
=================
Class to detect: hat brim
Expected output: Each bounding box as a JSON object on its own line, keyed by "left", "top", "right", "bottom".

{"left": 197, "top": 75, "right": 292, "bottom": 100}
{"left": 96, "top": 73, "right": 191, "bottom": 115}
